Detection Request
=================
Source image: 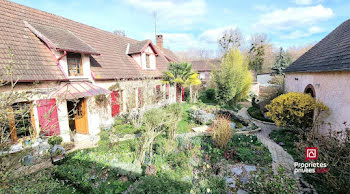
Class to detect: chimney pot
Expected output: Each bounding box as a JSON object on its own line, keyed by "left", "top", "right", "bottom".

{"left": 156, "top": 34, "right": 163, "bottom": 49}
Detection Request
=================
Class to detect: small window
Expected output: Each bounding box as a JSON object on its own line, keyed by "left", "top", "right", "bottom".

{"left": 165, "top": 84, "right": 170, "bottom": 100}
{"left": 7, "top": 102, "right": 34, "bottom": 142}
{"left": 155, "top": 85, "right": 161, "bottom": 102}
{"left": 146, "top": 54, "right": 151, "bottom": 68}
{"left": 67, "top": 53, "right": 83, "bottom": 76}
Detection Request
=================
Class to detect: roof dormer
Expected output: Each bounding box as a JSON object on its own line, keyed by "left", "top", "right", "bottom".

{"left": 128, "top": 40, "right": 158, "bottom": 70}
{"left": 24, "top": 21, "right": 99, "bottom": 81}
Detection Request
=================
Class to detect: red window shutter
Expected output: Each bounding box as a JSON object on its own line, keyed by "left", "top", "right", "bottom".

{"left": 181, "top": 86, "right": 185, "bottom": 102}
{"left": 111, "top": 91, "right": 120, "bottom": 117}
{"left": 36, "top": 99, "right": 60, "bottom": 136}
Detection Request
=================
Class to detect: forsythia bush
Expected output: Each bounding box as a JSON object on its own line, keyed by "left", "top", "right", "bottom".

{"left": 210, "top": 116, "right": 233, "bottom": 149}
{"left": 266, "top": 92, "right": 328, "bottom": 128}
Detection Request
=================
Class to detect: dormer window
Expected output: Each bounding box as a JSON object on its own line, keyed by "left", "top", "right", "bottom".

{"left": 146, "top": 54, "right": 151, "bottom": 68}
{"left": 67, "top": 53, "right": 83, "bottom": 76}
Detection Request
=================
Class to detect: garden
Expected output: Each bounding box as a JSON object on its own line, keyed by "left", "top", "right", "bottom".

{"left": 2, "top": 101, "right": 299, "bottom": 193}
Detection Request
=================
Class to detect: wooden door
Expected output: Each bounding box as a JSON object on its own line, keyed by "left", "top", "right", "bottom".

{"left": 75, "top": 98, "right": 88, "bottom": 134}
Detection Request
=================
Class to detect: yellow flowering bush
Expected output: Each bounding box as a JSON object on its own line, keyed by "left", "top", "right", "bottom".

{"left": 266, "top": 92, "right": 329, "bottom": 129}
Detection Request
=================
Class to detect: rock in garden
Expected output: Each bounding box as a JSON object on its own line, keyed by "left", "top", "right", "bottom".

{"left": 237, "top": 189, "right": 249, "bottom": 194}
{"left": 119, "top": 176, "right": 128, "bottom": 182}
{"left": 231, "top": 167, "right": 243, "bottom": 175}
{"left": 225, "top": 177, "right": 236, "bottom": 188}
{"left": 145, "top": 164, "right": 157, "bottom": 176}
{"left": 23, "top": 155, "right": 34, "bottom": 166}
{"left": 10, "top": 143, "right": 23, "bottom": 153}
{"left": 244, "top": 165, "right": 256, "bottom": 173}
{"left": 239, "top": 177, "right": 249, "bottom": 185}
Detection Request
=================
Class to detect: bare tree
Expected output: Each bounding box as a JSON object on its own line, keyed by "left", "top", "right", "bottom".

{"left": 113, "top": 30, "right": 126, "bottom": 37}
{"left": 287, "top": 44, "right": 314, "bottom": 62}
{"left": 218, "top": 28, "right": 244, "bottom": 54}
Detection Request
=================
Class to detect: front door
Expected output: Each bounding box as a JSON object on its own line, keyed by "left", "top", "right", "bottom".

{"left": 74, "top": 98, "right": 88, "bottom": 134}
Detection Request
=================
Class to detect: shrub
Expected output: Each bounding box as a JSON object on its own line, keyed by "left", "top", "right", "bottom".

{"left": 210, "top": 116, "right": 233, "bottom": 149}
{"left": 266, "top": 92, "right": 329, "bottom": 129}
{"left": 247, "top": 166, "right": 297, "bottom": 193}
{"left": 247, "top": 106, "right": 274, "bottom": 123}
{"left": 48, "top": 136, "right": 63, "bottom": 147}
{"left": 212, "top": 48, "right": 253, "bottom": 107}
{"left": 62, "top": 142, "right": 75, "bottom": 151}
{"left": 126, "top": 172, "right": 192, "bottom": 194}
{"left": 296, "top": 128, "right": 350, "bottom": 194}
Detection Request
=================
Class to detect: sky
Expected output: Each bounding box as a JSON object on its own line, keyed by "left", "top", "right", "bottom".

{"left": 10, "top": 0, "right": 350, "bottom": 52}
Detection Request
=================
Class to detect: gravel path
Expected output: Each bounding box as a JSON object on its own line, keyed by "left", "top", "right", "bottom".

{"left": 237, "top": 107, "right": 297, "bottom": 177}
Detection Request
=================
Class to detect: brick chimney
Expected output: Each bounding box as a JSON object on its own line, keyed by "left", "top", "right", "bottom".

{"left": 156, "top": 34, "right": 163, "bottom": 49}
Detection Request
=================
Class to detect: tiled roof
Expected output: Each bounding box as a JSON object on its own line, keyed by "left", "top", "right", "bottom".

{"left": 50, "top": 81, "right": 111, "bottom": 99}
{"left": 285, "top": 19, "right": 350, "bottom": 73}
{"left": 25, "top": 22, "right": 99, "bottom": 55}
{"left": 0, "top": 0, "right": 178, "bottom": 81}
{"left": 191, "top": 59, "right": 220, "bottom": 72}
{"left": 128, "top": 40, "right": 150, "bottom": 55}
{"left": 161, "top": 48, "right": 180, "bottom": 62}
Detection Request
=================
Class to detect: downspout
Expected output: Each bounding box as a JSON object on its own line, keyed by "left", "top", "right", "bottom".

{"left": 56, "top": 51, "right": 69, "bottom": 79}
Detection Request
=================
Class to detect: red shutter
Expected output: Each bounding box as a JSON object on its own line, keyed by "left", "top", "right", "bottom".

{"left": 111, "top": 91, "right": 120, "bottom": 117}
{"left": 181, "top": 86, "right": 185, "bottom": 102}
{"left": 36, "top": 99, "right": 60, "bottom": 136}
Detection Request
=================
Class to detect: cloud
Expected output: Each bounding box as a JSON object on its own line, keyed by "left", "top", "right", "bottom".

{"left": 282, "top": 26, "right": 325, "bottom": 39}
{"left": 255, "top": 5, "right": 334, "bottom": 31}
{"left": 123, "top": 0, "right": 207, "bottom": 27}
{"left": 295, "top": 0, "right": 313, "bottom": 5}
{"left": 294, "top": 0, "right": 323, "bottom": 5}
{"left": 199, "top": 25, "right": 237, "bottom": 44}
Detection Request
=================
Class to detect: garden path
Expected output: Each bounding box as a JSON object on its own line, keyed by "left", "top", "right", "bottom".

{"left": 237, "top": 107, "right": 298, "bottom": 178}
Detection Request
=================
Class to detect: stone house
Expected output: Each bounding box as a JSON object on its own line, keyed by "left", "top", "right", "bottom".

{"left": 0, "top": 0, "right": 182, "bottom": 143}
{"left": 285, "top": 19, "right": 350, "bottom": 133}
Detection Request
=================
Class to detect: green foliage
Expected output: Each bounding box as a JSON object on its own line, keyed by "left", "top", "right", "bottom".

{"left": 266, "top": 92, "right": 329, "bottom": 128}
{"left": 191, "top": 175, "right": 227, "bottom": 194}
{"left": 229, "top": 134, "right": 272, "bottom": 165}
{"left": 272, "top": 47, "right": 292, "bottom": 75}
{"left": 212, "top": 49, "right": 253, "bottom": 107}
{"left": 248, "top": 42, "right": 265, "bottom": 74}
{"left": 98, "top": 130, "right": 111, "bottom": 151}
{"left": 210, "top": 116, "right": 233, "bottom": 149}
{"left": 113, "top": 118, "right": 141, "bottom": 135}
{"left": 165, "top": 103, "right": 183, "bottom": 140}
{"left": 2, "top": 168, "right": 78, "bottom": 193}
{"left": 199, "top": 88, "right": 216, "bottom": 103}
{"left": 162, "top": 62, "right": 201, "bottom": 87}
{"left": 247, "top": 106, "right": 274, "bottom": 123}
{"left": 166, "top": 151, "right": 190, "bottom": 169}
{"left": 247, "top": 166, "right": 297, "bottom": 193}
{"left": 48, "top": 136, "right": 63, "bottom": 146}
{"left": 127, "top": 172, "right": 192, "bottom": 194}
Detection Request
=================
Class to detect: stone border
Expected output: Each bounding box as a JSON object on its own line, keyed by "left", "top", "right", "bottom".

{"left": 236, "top": 127, "right": 261, "bottom": 134}
{"left": 247, "top": 112, "right": 276, "bottom": 126}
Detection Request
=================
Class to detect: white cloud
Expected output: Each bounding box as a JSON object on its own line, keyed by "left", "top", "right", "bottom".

{"left": 282, "top": 26, "right": 324, "bottom": 39}
{"left": 255, "top": 5, "right": 334, "bottom": 31}
{"left": 199, "top": 25, "right": 237, "bottom": 44}
{"left": 123, "top": 0, "right": 207, "bottom": 27}
{"left": 295, "top": 0, "right": 313, "bottom": 5}
{"left": 294, "top": 0, "right": 323, "bottom": 5}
